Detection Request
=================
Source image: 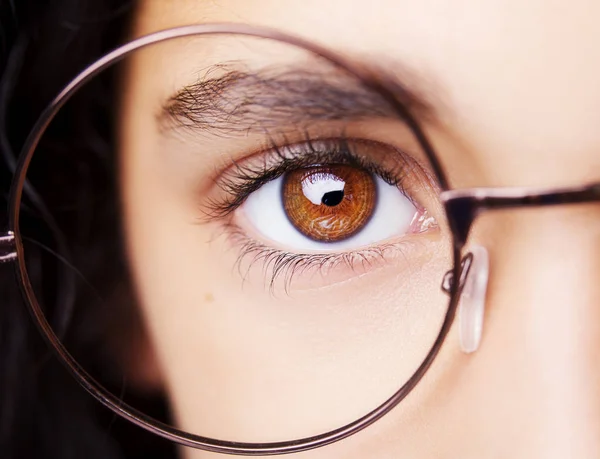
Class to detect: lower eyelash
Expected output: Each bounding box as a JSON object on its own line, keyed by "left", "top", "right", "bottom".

{"left": 222, "top": 223, "right": 412, "bottom": 294}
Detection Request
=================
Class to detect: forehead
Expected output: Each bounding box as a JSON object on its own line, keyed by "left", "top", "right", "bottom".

{"left": 134, "top": 0, "right": 600, "bottom": 183}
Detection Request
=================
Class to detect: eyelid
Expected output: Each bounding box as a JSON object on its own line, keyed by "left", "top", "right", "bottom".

{"left": 196, "top": 130, "right": 443, "bottom": 290}
{"left": 199, "top": 135, "right": 424, "bottom": 220}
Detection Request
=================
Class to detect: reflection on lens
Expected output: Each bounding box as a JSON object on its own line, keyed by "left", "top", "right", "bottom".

{"left": 17, "top": 28, "right": 454, "bottom": 447}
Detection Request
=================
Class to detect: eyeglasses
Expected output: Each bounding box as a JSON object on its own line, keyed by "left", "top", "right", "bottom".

{"left": 1, "top": 23, "right": 599, "bottom": 455}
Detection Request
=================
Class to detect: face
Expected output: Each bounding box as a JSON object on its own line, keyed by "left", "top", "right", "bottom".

{"left": 118, "top": 1, "right": 600, "bottom": 458}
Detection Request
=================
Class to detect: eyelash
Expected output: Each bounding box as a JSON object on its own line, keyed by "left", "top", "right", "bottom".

{"left": 201, "top": 133, "right": 428, "bottom": 289}
{"left": 224, "top": 222, "right": 418, "bottom": 293}
{"left": 202, "top": 134, "right": 417, "bottom": 219}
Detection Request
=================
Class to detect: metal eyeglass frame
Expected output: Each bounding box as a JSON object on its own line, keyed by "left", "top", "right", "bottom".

{"left": 1, "top": 23, "right": 600, "bottom": 456}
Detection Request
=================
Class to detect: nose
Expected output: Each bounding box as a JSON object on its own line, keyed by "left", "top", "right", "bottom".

{"left": 448, "top": 205, "right": 600, "bottom": 458}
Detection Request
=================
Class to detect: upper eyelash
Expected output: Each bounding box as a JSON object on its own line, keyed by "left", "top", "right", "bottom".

{"left": 201, "top": 133, "right": 415, "bottom": 220}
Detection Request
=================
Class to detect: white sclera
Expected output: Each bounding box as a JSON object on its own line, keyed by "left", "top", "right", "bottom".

{"left": 458, "top": 245, "right": 490, "bottom": 354}
{"left": 241, "top": 174, "right": 416, "bottom": 252}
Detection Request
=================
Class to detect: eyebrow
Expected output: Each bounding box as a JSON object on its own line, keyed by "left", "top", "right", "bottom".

{"left": 159, "top": 62, "right": 436, "bottom": 136}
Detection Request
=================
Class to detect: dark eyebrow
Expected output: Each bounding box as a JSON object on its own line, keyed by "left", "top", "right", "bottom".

{"left": 159, "top": 63, "right": 435, "bottom": 136}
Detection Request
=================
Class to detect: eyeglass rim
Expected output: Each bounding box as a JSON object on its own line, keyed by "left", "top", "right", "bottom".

{"left": 4, "top": 22, "right": 463, "bottom": 455}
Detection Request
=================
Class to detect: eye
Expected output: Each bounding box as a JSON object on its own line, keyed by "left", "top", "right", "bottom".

{"left": 239, "top": 163, "right": 433, "bottom": 252}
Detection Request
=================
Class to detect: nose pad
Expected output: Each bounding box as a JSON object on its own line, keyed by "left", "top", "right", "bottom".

{"left": 442, "top": 246, "right": 490, "bottom": 353}
{"left": 458, "top": 246, "right": 489, "bottom": 354}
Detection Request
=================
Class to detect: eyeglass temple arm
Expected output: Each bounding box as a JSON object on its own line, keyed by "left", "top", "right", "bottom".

{"left": 441, "top": 182, "right": 600, "bottom": 247}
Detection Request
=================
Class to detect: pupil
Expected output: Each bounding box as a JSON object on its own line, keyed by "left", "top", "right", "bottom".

{"left": 321, "top": 190, "right": 344, "bottom": 207}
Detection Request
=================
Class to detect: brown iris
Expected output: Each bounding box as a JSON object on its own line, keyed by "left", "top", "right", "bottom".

{"left": 282, "top": 165, "right": 376, "bottom": 242}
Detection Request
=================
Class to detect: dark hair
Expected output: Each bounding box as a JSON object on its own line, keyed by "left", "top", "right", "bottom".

{"left": 0, "top": 1, "right": 175, "bottom": 458}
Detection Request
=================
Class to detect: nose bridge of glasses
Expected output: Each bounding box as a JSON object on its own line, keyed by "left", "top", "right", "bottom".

{"left": 0, "top": 231, "right": 16, "bottom": 263}
{"left": 438, "top": 182, "right": 600, "bottom": 354}
{"left": 441, "top": 182, "right": 600, "bottom": 247}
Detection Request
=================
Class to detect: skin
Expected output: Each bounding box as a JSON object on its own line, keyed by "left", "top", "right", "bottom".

{"left": 118, "top": 1, "right": 600, "bottom": 458}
